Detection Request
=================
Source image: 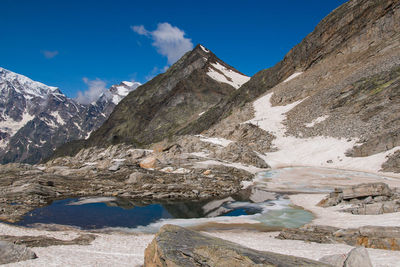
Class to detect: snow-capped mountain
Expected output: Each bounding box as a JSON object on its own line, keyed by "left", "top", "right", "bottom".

{"left": 0, "top": 67, "right": 140, "bottom": 164}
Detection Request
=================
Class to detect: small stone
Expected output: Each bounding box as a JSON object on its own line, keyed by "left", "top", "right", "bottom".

{"left": 126, "top": 172, "right": 145, "bottom": 184}
{"left": 203, "top": 170, "right": 211, "bottom": 175}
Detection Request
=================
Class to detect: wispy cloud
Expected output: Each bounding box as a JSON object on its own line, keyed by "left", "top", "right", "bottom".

{"left": 41, "top": 50, "right": 59, "bottom": 59}
{"left": 131, "top": 22, "right": 193, "bottom": 65}
{"left": 76, "top": 77, "right": 108, "bottom": 104}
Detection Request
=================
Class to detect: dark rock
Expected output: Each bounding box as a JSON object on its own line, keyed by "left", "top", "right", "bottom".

{"left": 144, "top": 224, "right": 330, "bottom": 266}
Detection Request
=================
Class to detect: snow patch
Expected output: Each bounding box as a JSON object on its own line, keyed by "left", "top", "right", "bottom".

{"left": 0, "top": 112, "right": 34, "bottom": 138}
{"left": 283, "top": 71, "right": 303, "bottom": 83}
{"left": 196, "top": 134, "right": 233, "bottom": 147}
{"left": 247, "top": 92, "right": 399, "bottom": 174}
{"left": 199, "top": 45, "right": 209, "bottom": 53}
{"left": 207, "top": 62, "right": 250, "bottom": 89}
{"left": 50, "top": 111, "right": 66, "bottom": 126}
{"left": 305, "top": 115, "right": 329, "bottom": 127}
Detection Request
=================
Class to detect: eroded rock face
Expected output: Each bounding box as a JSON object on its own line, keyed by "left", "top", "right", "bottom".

{"left": 144, "top": 224, "right": 330, "bottom": 267}
{"left": 0, "top": 241, "right": 37, "bottom": 265}
{"left": 278, "top": 225, "right": 400, "bottom": 250}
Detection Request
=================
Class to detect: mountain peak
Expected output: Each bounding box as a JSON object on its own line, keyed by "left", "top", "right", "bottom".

{"left": 193, "top": 44, "right": 210, "bottom": 54}
{"left": 0, "top": 67, "right": 60, "bottom": 98}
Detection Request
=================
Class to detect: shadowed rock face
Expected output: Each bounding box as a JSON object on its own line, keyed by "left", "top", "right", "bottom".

{"left": 144, "top": 224, "right": 330, "bottom": 266}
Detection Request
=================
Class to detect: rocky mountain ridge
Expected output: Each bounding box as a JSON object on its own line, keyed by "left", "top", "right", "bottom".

{"left": 52, "top": 0, "right": 400, "bottom": 175}
{"left": 0, "top": 67, "right": 140, "bottom": 164}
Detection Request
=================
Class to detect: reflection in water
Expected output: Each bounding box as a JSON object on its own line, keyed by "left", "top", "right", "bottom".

{"left": 14, "top": 191, "right": 313, "bottom": 233}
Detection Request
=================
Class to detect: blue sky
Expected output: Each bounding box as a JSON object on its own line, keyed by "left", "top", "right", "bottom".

{"left": 1, "top": 0, "right": 347, "bottom": 101}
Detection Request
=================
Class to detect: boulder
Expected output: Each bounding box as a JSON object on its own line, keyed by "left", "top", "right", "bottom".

{"left": 341, "top": 183, "right": 391, "bottom": 200}
{"left": 0, "top": 241, "right": 37, "bottom": 264}
{"left": 139, "top": 156, "right": 160, "bottom": 169}
{"left": 144, "top": 224, "right": 330, "bottom": 266}
{"left": 319, "top": 247, "right": 372, "bottom": 267}
{"left": 344, "top": 247, "right": 372, "bottom": 267}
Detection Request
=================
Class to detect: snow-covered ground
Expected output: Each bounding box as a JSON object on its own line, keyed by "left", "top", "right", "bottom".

{"left": 246, "top": 92, "right": 400, "bottom": 177}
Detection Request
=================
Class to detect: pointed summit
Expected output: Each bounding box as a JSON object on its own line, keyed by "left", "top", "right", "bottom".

{"left": 69, "top": 44, "right": 250, "bottom": 152}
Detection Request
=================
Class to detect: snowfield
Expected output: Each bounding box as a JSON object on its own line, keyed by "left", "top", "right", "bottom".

{"left": 246, "top": 92, "right": 400, "bottom": 176}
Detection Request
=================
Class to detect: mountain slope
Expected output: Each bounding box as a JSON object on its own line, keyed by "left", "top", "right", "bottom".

{"left": 178, "top": 0, "right": 400, "bottom": 136}
{"left": 83, "top": 44, "right": 249, "bottom": 148}
{"left": 199, "top": 0, "right": 400, "bottom": 173}
{"left": 0, "top": 68, "right": 139, "bottom": 164}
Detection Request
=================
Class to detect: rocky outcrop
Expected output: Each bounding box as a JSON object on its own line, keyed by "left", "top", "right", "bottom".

{"left": 278, "top": 225, "right": 400, "bottom": 250}
{"left": 144, "top": 224, "right": 330, "bottom": 266}
{"left": 382, "top": 150, "right": 400, "bottom": 173}
{"left": 318, "top": 183, "right": 400, "bottom": 215}
{"left": 0, "top": 234, "right": 95, "bottom": 247}
{"left": 0, "top": 241, "right": 37, "bottom": 264}
{"left": 212, "top": 142, "right": 270, "bottom": 168}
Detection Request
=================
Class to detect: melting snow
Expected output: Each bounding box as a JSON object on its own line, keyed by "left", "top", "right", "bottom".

{"left": 283, "top": 72, "right": 303, "bottom": 83}
{"left": 207, "top": 62, "right": 250, "bottom": 89}
{"left": 247, "top": 92, "right": 400, "bottom": 174}
{"left": 305, "top": 115, "right": 329, "bottom": 127}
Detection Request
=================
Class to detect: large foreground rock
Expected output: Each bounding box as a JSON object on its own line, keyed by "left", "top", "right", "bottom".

{"left": 0, "top": 241, "right": 37, "bottom": 264}
{"left": 144, "top": 224, "right": 330, "bottom": 266}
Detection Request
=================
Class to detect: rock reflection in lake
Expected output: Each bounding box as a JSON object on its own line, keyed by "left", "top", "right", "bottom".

{"left": 14, "top": 185, "right": 312, "bottom": 232}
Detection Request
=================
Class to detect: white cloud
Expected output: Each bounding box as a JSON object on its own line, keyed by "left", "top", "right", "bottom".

{"left": 131, "top": 25, "right": 149, "bottom": 36}
{"left": 131, "top": 22, "right": 193, "bottom": 65}
{"left": 41, "top": 50, "right": 59, "bottom": 59}
{"left": 76, "top": 77, "right": 108, "bottom": 104}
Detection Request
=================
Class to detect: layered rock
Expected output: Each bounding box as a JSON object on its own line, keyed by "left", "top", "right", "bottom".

{"left": 318, "top": 183, "right": 400, "bottom": 215}
{"left": 278, "top": 225, "right": 400, "bottom": 251}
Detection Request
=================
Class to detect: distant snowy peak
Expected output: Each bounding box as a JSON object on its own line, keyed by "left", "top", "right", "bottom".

{"left": 0, "top": 67, "right": 61, "bottom": 99}
{"left": 109, "top": 81, "right": 141, "bottom": 105}
{"left": 206, "top": 61, "right": 250, "bottom": 89}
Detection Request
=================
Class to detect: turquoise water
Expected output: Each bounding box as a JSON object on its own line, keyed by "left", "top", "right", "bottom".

{"left": 14, "top": 196, "right": 313, "bottom": 232}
